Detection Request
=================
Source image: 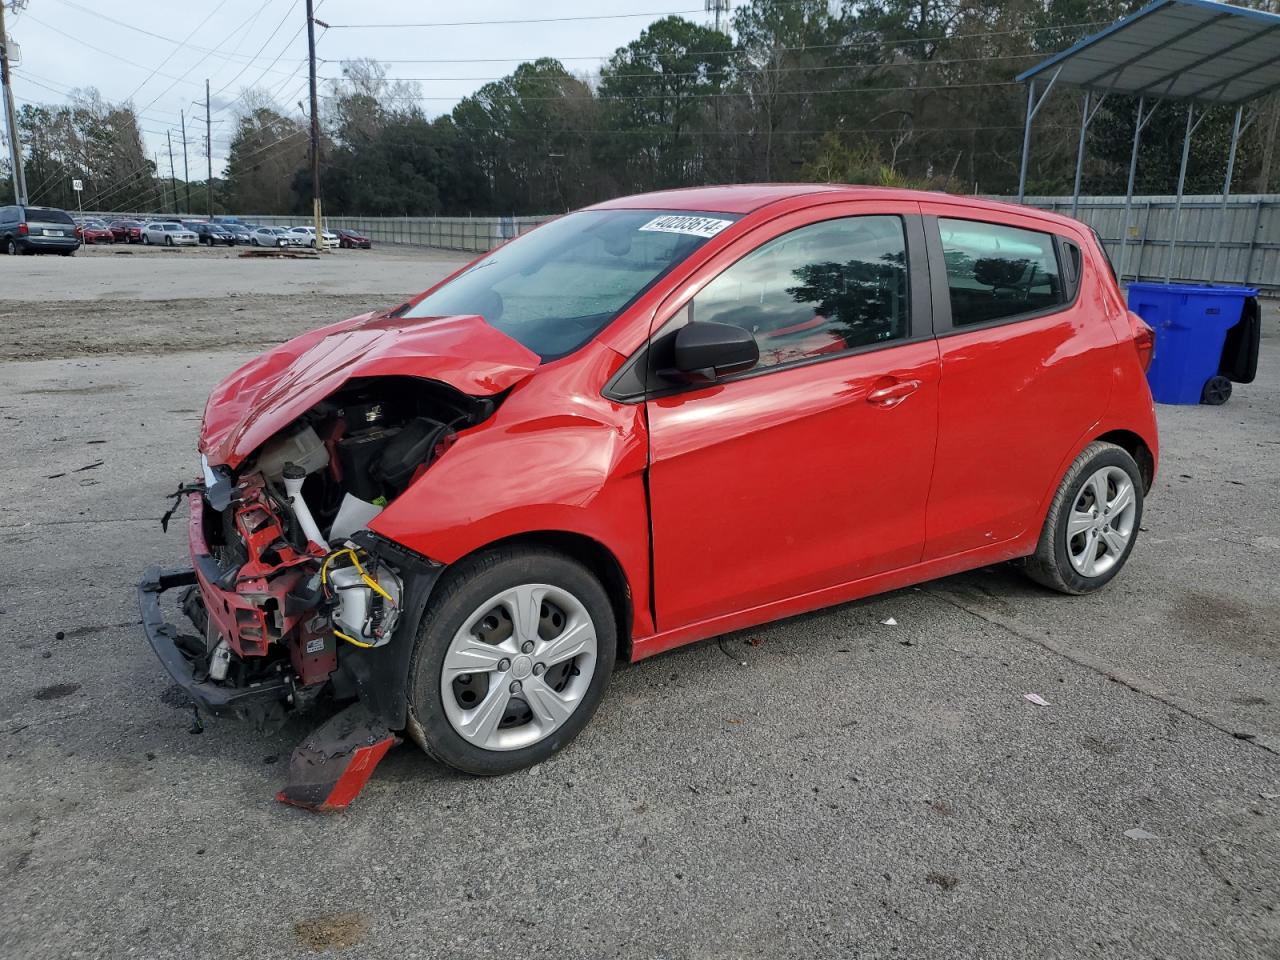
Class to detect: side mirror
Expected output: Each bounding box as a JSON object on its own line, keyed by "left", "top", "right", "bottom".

{"left": 661, "top": 321, "right": 759, "bottom": 384}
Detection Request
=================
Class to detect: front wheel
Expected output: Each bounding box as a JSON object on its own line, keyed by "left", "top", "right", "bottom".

{"left": 407, "top": 547, "right": 616, "bottom": 775}
{"left": 1025, "top": 441, "right": 1144, "bottom": 595}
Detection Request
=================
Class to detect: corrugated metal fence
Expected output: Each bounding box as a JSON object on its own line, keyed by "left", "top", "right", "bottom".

{"left": 93, "top": 195, "right": 1278, "bottom": 291}
{"left": 1006, "top": 194, "right": 1278, "bottom": 293}
{"left": 244, "top": 213, "right": 553, "bottom": 253}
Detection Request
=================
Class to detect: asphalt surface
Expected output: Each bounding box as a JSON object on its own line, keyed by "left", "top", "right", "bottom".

{"left": 1, "top": 249, "right": 1277, "bottom": 959}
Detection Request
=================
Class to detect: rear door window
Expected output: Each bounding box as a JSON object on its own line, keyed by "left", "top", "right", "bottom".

{"left": 938, "top": 218, "right": 1064, "bottom": 327}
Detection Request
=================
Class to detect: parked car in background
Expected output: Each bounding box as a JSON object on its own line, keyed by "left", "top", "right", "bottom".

{"left": 223, "top": 223, "right": 253, "bottom": 244}
{"left": 76, "top": 219, "right": 116, "bottom": 244}
{"left": 190, "top": 221, "right": 236, "bottom": 246}
{"left": 288, "top": 225, "right": 340, "bottom": 249}
{"left": 139, "top": 185, "right": 1160, "bottom": 810}
{"left": 336, "top": 227, "right": 372, "bottom": 249}
{"left": 109, "top": 219, "right": 144, "bottom": 243}
{"left": 251, "top": 226, "right": 306, "bottom": 248}
{"left": 0, "top": 205, "right": 81, "bottom": 255}
{"left": 142, "top": 221, "right": 199, "bottom": 246}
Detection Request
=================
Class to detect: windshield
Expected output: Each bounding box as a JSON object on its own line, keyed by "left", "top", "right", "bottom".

{"left": 402, "top": 209, "right": 738, "bottom": 360}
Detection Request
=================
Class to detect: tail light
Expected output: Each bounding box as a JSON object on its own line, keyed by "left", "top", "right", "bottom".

{"left": 1129, "top": 311, "right": 1155, "bottom": 371}
{"left": 17, "top": 223, "right": 27, "bottom": 236}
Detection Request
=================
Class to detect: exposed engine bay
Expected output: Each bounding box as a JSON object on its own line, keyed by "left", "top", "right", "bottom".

{"left": 142, "top": 375, "right": 496, "bottom": 810}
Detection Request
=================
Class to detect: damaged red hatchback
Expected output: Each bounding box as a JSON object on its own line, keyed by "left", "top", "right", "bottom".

{"left": 140, "top": 185, "right": 1158, "bottom": 809}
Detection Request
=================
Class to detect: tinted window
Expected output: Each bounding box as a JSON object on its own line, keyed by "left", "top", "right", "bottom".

{"left": 26, "top": 207, "right": 75, "bottom": 225}
{"left": 0, "top": 206, "right": 15, "bottom": 222}
{"left": 689, "top": 215, "right": 909, "bottom": 369}
{"left": 939, "top": 219, "right": 1063, "bottom": 327}
{"left": 403, "top": 209, "right": 738, "bottom": 360}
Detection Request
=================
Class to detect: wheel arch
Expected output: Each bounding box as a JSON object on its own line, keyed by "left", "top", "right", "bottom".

{"left": 1094, "top": 428, "right": 1156, "bottom": 493}
{"left": 442, "top": 530, "right": 635, "bottom": 664}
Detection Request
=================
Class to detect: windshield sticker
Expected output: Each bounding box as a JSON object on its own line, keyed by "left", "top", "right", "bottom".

{"left": 638, "top": 215, "right": 734, "bottom": 239}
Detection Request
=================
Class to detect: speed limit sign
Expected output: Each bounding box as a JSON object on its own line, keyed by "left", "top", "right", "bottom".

{"left": 72, "top": 179, "right": 83, "bottom": 192}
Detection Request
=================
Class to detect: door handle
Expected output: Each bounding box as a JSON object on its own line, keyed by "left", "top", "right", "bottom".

{"left": 866, "top": 378, "right": 921, "bottom": 408}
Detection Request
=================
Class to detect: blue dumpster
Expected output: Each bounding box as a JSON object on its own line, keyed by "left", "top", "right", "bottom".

{"left": 1127, "top": 282, "right": 1258, "bottom": 405}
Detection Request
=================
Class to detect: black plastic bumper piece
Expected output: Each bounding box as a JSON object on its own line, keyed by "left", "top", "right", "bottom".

{"left": 137, "top": 565, "right": 292, "bottom": 714}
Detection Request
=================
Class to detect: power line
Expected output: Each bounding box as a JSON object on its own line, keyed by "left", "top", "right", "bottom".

{"left": 325, "top": 9, "right": 708, "bottom": 29}
{"left": 50, "top": 0, "right": 309, "bottom": 65}
{"left": 323, "top": 78, "right": 1026, "bottom": 103}
{"left": 341, "top": 50, "right": 1050, "bottom": 86}
{"left": 123, "top": 0, "right": 230, "bottom": 107}
{"left": 314, "top": 19, "right": 1111, "bottom": 64}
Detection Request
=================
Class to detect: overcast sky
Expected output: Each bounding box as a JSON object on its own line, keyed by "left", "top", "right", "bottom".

{"left": 5, "top": 0, "right": 733, "bottom": 178}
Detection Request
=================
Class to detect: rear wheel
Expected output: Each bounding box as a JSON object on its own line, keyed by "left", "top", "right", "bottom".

{"left": 407, "top": 546, "right": 616, "bottom": 775}
{"left": 1025, "top": 441, "right": 1143, "bottom": 595}
{"left": 4, "top": 237, "right": 14, "bottom": 256}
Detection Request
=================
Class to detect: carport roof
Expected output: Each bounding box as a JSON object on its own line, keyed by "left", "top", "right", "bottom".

{"left": 1016, "top": 0, "right": 1280, "bottom": 105}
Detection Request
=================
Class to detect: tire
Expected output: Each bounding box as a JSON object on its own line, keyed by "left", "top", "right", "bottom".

{"left": 1201, "top": 375, "right": 1232, "bottom": 405}
{"left": 406, "top": 546, "right": 617, "bottom": 776}
{"left": 61, "top": 250, "right": 75, "bottom": 257}
{"left": 4, "top": 237, "right": 14, "bottom": 256}
{"left": 143, "top": 234, "right": 150, "bottom": 245}
{"left": 1025, "top": 441, "right": 1144, "bottom": 595}
{"left": 165, "top": 235, "right": 173, "bottom": 247}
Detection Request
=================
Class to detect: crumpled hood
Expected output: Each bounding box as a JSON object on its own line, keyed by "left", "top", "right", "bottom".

{"left": 200, "top": 312, "right": 540, "bottom": 468}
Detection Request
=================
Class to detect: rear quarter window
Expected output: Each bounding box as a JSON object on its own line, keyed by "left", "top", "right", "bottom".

{"left": 939, "top": 218, "right": 1065, "bottom": 327}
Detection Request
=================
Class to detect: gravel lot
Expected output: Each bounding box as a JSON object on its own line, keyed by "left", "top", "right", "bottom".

{"left": 1, "top": 245, "right": 1278, "bottom": 959}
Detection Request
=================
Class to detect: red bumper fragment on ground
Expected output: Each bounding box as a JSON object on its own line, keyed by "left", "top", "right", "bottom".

{"left": 276, "top": 702, "right": 400, "bottom": 812}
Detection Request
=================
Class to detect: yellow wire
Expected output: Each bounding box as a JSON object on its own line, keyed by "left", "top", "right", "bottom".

{"left": 334, "top": 628, "right": 373, "bottom": 649}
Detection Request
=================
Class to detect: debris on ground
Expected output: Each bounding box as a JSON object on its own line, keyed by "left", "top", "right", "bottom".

{"left": 1023, "top": 693, "right": 1051, "bottom": 706}
{"left": 1123, "top": 827, "right": 1160, "bottom": 840}
{"left": 294, "top": 912, "right": 369, "bottom": 951}
{"left": 925, "top": 871, "right": 959, "bottom": 891}
{"left": 881, "top": 617, "right": 898, "bottom": 626}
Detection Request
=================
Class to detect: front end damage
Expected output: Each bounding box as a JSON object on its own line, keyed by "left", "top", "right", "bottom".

{"left": 138, "top": 374, "right": 500, "bottom": 811}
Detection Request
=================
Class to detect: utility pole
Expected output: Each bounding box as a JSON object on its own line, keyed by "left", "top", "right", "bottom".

{"left": 180, "top": 109, "right": 191, "bottom": 214}
{"left": 156, "top": 152, "right": 166, "bottom": 212}
{"left": 0, "top": 0, "right": 29, "bottom": 205}
{"left": 306, "top": 0, "right": 326, "bottom": 251}
{"left": 166, "top": 130, "right": 177, "bottom": 215}
{"left": 205, "top": 78, "right": 213, "bottom": 216}
{"left": 705, "top": 0, "right": 728, "bottom": 33}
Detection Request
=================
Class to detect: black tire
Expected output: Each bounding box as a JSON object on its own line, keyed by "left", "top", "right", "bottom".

{"left": 164, "top": 235, "right": 173, "bottom": 247}
{"left": 406, "top": 546, "right": 617, "bottom": 775}
{"left": 1024, "top": 441, "right": 1144, "bottom": 595}
{"left": 3, "top": 237, "right": 14, "bottom": 256}
{"left": 1201, "top": 375, "right": 1232, "bottom": 405}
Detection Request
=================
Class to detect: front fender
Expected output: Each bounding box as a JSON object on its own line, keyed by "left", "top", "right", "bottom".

{"left": 367, "top": 344, "right": 654, "bottom": 637}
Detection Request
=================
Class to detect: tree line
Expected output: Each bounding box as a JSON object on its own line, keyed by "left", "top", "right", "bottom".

{"left": 3, "top": 0, "right": 1276, "bottom": 216}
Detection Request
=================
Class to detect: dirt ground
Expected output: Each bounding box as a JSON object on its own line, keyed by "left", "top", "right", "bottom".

{"left": 1, "top": 246, "right": 1278, "bottom": 960}
{"left": 0, "top": 242, "right": 458, "bottom": 360}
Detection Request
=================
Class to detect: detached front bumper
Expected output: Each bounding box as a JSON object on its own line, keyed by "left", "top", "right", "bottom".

{"left": 137, "top": 565, "right": 294, "bottom": 715}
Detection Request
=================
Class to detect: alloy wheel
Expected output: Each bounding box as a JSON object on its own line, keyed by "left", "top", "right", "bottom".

{"left": 439, "top": 583, "right": 598, "bottom": 752}
{"left": 1067, "top": 465, "right": 1137, "bottom": 577}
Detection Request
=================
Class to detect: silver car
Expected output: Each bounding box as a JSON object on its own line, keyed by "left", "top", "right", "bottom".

{"left": 142, "top": 221, "right": 199, "bottom": 247}
{"left": 251, "top": 226, "right": 306, "bottom": 248}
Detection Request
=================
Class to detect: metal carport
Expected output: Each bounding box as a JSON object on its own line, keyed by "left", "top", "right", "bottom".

{"left": 1015, "top": 0, "right": 1280, "bottom": 282}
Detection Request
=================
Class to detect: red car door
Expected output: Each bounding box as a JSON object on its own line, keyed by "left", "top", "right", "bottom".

{"left": 918, "top": 205, "right": 1114, "bottom": 560}
{"left": 642, "top": 203, "right": 941, "bottom": 631}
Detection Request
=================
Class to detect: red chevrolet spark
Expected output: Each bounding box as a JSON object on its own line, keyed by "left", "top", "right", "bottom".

{"left": 140, "top": 185, "right": 1157, "bottom": 809}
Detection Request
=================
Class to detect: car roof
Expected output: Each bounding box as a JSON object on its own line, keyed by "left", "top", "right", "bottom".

{"left": 589, "top": 183, "right": 1085, "bottom": 231}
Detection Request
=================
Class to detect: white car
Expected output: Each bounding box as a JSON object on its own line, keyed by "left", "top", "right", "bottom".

{"left": 288, "top": 225, "right": 340, "bottom": 249}
{"left": 250, "top": 227, "right": 306, "bottom": 248}
{"left": 142, "top": 221, "right": 199, "bottom": 246}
